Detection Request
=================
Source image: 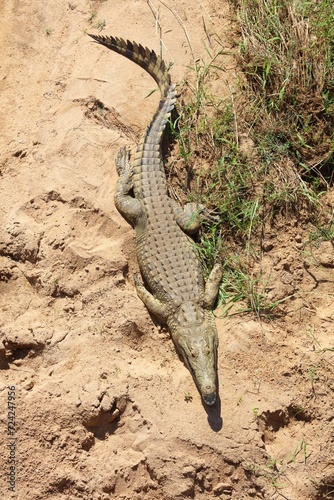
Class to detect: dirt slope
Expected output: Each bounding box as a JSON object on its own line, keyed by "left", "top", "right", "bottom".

{"left": 0, "top": 1, "right": 333, "bottom": 499}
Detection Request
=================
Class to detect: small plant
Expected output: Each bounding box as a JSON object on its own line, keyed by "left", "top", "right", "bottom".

{"left": 94, "top": 19, "right": 107, "bottom": 31}
{"left": 287, "top": 437, "right": 308, "bottom": 464}
{"left": 88, "top": 9, "right": 97, "bottom": 23}
{"left": 306, "top": 325, "right": 321, "bottom": 351}
{"left": 308, "top": 365, "right": 318, "bottom": 394}
{"left": 184, "top": 392, "right": 193, "bottom": 403}
{"left": 217, "top": 254, "right": 280, "bottom": 318}
{"left": 290, "top": 404, "right": 307, "bottom": 420}
{"left": 308, "top": 220, "right": 334, "bottom": 247}
{"left": 242, "top": 459, "right": 287, "bottom": 492}
{"left": 252, "top": 407, "right": 259, "bottom": 418}
{"left": 45, "top": 27, "right": 53, "bottom": 36}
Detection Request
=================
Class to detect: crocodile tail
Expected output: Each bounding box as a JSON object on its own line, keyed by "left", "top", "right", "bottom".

{"left": 89, "top": 34, "right": 176, "bottom": 153}
{"left": 88, "top": 34, "right": 171, "bottom": 98}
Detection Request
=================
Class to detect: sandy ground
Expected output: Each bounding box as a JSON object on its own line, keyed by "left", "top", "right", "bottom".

{"left": 0, "top": 1, "right": 333, "bottom": 499}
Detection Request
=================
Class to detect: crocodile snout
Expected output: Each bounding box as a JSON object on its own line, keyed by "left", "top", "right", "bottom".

{"left": 202, "top": 392, "right": 216, "bottom": 406}
{"left": 201, "top": 379, "right": 217, "bottom": 406}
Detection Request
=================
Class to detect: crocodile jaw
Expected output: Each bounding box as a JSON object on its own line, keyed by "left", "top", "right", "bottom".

{"left": 170, "top": 315, "right": 218, "bottom": 405}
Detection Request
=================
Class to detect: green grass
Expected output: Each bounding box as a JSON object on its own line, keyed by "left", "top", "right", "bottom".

{"left": 308, "top": 219, "right": 334, "bottom": 246}
{"left": 170, "top": 59, "right": 262, "bottom": 244}
{"left": 168, "top": 0, "right": 333, "bottom": 317}
{"left": 217, "top": 254, "right": 292, "bottom": 319}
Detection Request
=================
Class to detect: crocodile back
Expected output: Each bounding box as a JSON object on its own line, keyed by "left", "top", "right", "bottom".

{"left": 90, "top": 35, "right": 204, "bottom": 305}
{"left": 136, "top": 196, "right": 204, "bottom": 308}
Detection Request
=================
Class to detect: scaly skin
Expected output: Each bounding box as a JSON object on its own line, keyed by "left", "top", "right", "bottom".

{"left": 89, "top": 35, "right": 222, "bottom": 405}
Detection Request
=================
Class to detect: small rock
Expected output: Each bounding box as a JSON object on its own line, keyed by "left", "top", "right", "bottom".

{"left": 23, "top": 379, "right": 34, "bottom": 390}
{"left": 262, "top": 241, "right": 274, "bottom": 252}
{"left": 247, "top": 487, "right": 257, "bottom": 496}
{"left": 313, "top": 241, "right": 334, "bottom": 268}
{"left": 213, "top": 482, "right": 233, "bottom": 495}
{"left": 182, "top": 465, "right": 196, "bottom": 478}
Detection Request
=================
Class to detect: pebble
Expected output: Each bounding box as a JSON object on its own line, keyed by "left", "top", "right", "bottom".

{"left": 213, "top": 482, "right": 233, "bottom": 494}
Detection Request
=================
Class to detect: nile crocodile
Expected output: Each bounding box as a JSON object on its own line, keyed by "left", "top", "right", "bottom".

{"left": 89, "top": 35, "right": 222, "bottom": 405}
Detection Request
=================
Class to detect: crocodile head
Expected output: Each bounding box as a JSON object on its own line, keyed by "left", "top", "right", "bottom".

{"left": 169, "top": 305, "right": 218, "bottom": 405}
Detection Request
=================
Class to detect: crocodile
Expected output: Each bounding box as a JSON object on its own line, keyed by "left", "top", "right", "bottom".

{"left": 89, "top": 34, "right": 222, "bottom": 405}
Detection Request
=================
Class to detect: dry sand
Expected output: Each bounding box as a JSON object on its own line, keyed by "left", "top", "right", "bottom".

{"left": 0, "top": 1, "right": 333, "bottom": 499}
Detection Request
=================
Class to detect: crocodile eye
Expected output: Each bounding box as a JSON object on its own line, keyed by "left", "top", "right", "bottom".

{"left": 190, "top": 347, "right": 199, "bottom": 358}
{"left": 204, "top": 346, "right": 210, "bottom": 356}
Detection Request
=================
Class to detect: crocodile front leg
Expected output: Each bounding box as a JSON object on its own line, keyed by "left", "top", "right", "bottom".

{"left": 133, "top": 274, "right": 169, "bottom": 323}
{"left": 115, "top": 147, "right": 142, "bottom": 225}
{"left": 171, "top": 200, "right": 204, "bottom": 235}
{"left": 204, "top": 262, "right": 223, "bottom": 308}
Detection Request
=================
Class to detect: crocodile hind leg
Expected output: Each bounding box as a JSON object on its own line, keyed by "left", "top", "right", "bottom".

{"left": 204, "top": 262, "right": 223, "bottom": 308}
{"left": 115, "top": 147, "right": 142, "bottom": 225}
